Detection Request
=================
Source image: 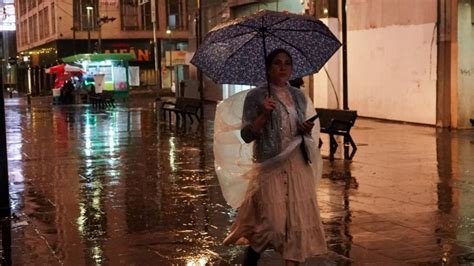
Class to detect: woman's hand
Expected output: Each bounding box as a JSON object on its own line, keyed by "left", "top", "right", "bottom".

{"left": 248, "top": 96, "right": 276, "bottom": 134}
{"left": 298, "top": 120, "right": 314, "bottom": 135}
{"left": 262, "top": 96, "right": 276, "bottom": 116}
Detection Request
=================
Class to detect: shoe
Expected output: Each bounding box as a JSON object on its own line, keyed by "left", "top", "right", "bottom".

{"left": 243, "top": 246, "right": 260, "bottom": 266}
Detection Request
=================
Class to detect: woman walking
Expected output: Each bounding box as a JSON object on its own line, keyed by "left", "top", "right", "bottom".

{"left": 214, "top": 49, "right": 327, "bottom": 265}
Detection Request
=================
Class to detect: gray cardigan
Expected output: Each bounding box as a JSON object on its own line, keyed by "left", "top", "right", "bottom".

{"left": 241, "top": 85, "right": 307, "bottom": 163}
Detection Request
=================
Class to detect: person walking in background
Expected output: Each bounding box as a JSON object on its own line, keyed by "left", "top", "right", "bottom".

{"left": 60, "top": 79, "right": 75, "bottom": 105}
{"left": 215, "top": 49, "right": 327, "bottom": 266}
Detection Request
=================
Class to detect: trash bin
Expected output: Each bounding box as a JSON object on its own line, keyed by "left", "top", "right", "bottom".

{"left": 93, "top": 74, "right": 105, "bottom": 94}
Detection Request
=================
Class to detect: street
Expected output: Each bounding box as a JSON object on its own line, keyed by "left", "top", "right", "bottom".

{"left": 1, "top": 95, "right": 474, "bottom": 265}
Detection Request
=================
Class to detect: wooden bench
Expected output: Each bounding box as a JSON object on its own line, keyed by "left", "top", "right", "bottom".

{"left": 90, "top": 91, "right": 115, "bottom": 109}
{"left": 316, "top": 108, "right": 358, "bottom": 160}
{"left": 160, "top": 97, "right": 201, "bottom": 125}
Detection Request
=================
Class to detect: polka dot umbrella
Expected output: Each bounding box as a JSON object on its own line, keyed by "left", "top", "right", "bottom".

{"left": 191, "top": 10, "right": 341, "bottom": 91}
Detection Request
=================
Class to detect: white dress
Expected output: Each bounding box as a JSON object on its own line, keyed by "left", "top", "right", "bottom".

{"left": 214, "top": 86, "right": 327, "bottom": 262}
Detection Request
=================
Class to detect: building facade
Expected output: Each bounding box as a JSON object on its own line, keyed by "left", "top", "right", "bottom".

{"left": 15, "top": 0, "right": 191, "bottom": 96}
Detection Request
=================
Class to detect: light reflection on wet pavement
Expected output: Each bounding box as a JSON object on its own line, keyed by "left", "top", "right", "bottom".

{"left": 1, "top": 96, "right": 474, "bottom": 265}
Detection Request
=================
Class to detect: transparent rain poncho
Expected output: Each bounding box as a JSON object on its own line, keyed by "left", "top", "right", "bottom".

{"left": 213, "top": 86, "right": 323, "bottom": 208}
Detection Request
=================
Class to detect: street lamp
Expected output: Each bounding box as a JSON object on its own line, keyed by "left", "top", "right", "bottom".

{"left": 148, "top": 0, "right": 161, "bottom": 98}
{"left": 97, "top": 16, "right": 116, "bottom": 53}
{"left": 0, "top": 79, "right": 9, "bottom": 218}
{"left": 196, "top": 0, "right": 204, "bottom": 117}
{"left": 86, "top": 6, "right": 93, "bottom": 53}
{"left": 166, "top": 29, "right": 173, "bottom": 91}
{"left": 341, "top": 0, "right": 348, "bottom": 110}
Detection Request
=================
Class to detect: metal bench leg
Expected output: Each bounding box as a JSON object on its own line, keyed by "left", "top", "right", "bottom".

{"left": 329, "top": 134, "right": 338, "bottom": 160}
{"left": 179, "top": 112, "right": 185, "bottom": 127}
{"left": 175, "top": 112, "right": 180, "bottom": 126}
{"left": 343, "top": 135, "right": 351, "bottom": 160}
{"left": 344, "top": 134, "right": 357, "bottom": 160}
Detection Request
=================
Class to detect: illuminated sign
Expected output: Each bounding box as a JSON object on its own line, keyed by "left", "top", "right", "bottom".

{"left": 0, "top": 1, "right": 15, "bottom": 31}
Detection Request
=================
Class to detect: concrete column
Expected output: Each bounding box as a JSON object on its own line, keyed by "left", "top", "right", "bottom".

{"left": 436, "top": 0, "right": 458, "bottom": 128}
{"left": 456, "top": 0, "right": 474, "bottom": 128}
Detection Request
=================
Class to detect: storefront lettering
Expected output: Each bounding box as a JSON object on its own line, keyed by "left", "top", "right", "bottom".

{"left": 104, "top": 47, "right": 150, "bottom": 61}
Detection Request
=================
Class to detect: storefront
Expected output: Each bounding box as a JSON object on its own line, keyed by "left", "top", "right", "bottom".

{"left": 62, "top": 53, "right": 136, "bottom": 98}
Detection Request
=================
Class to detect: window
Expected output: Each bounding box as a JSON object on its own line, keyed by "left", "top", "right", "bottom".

{"left": 120, "top": 0, "right": 154, "bottom": 31}
{"left": 32, "top": 14, "right": 38, "bottom": 42}
{"left": 44, "top": 7, "right": 50, "bottom": 37}
{"left": 28, "top": 17, "right": 33, "bottom": 43}
{"left": 19, "top": 0, "right": 27, "bottom": 16}
{"left": 28, "top": 0, "right": 37, "bottom": 10}
{"left": 38, "top": 9, "right": 44, "bottom": 39}
{"left": 73, "top": 0, "right": 99, "bottom": 31}
{"left": 17, "top": 23, "right": 21, "bottom": 46}
{"left": 51, "top": 3, "right": 56, "bottom": 34}
{"left": 166, "top": 0, "right": 186, "bottom": 30}
{"left": 38, "top": 8, "right": 50, "bottom": 40}
{"left": 21, "top": 20, "right": 28, "bottom": 45}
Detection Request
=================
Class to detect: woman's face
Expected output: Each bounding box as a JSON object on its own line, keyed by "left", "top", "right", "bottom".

{"left": 268, "top": 52, "right": 293, "bottom": 86}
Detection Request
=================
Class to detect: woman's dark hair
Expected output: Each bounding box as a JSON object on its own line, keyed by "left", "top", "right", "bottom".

{"left": 289, "top": 78, "right": 304, "bottom": 88}
{"left": 265, "top": 49, "right": 292, "bottom": 69}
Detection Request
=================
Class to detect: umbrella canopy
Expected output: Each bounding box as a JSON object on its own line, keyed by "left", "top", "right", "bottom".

{"left": 191, "top": 10, "right": 341, "bottom": 86}
{"left": 45, "top": 64, "right": 85, "bottom": 89}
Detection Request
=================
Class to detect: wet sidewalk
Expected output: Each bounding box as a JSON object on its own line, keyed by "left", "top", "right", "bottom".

{"left": 1, "top": 95, "right": 474, "bottom": 265}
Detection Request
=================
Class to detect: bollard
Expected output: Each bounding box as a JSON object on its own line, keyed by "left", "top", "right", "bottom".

{"left": 26, "top": 94, "right": 31, "bottom": 105}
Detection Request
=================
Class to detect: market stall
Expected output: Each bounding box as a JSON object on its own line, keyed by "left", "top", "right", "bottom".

{"left": 62, "top": 53, "right": 136, "bottom": 99}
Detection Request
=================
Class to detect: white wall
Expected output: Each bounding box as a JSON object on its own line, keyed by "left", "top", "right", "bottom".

{"left": 312, "top": 1, "right": 438, "bottom": 125}
{"left": 313, "top": 18, "right": 341, "bottom": 109}
{"left": 349, "top": 23, "right": 437, "bottom": 124}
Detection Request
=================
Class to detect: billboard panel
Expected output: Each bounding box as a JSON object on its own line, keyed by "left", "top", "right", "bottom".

{"left": 0, "top": 1, "right": 15, "bottom": 31}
